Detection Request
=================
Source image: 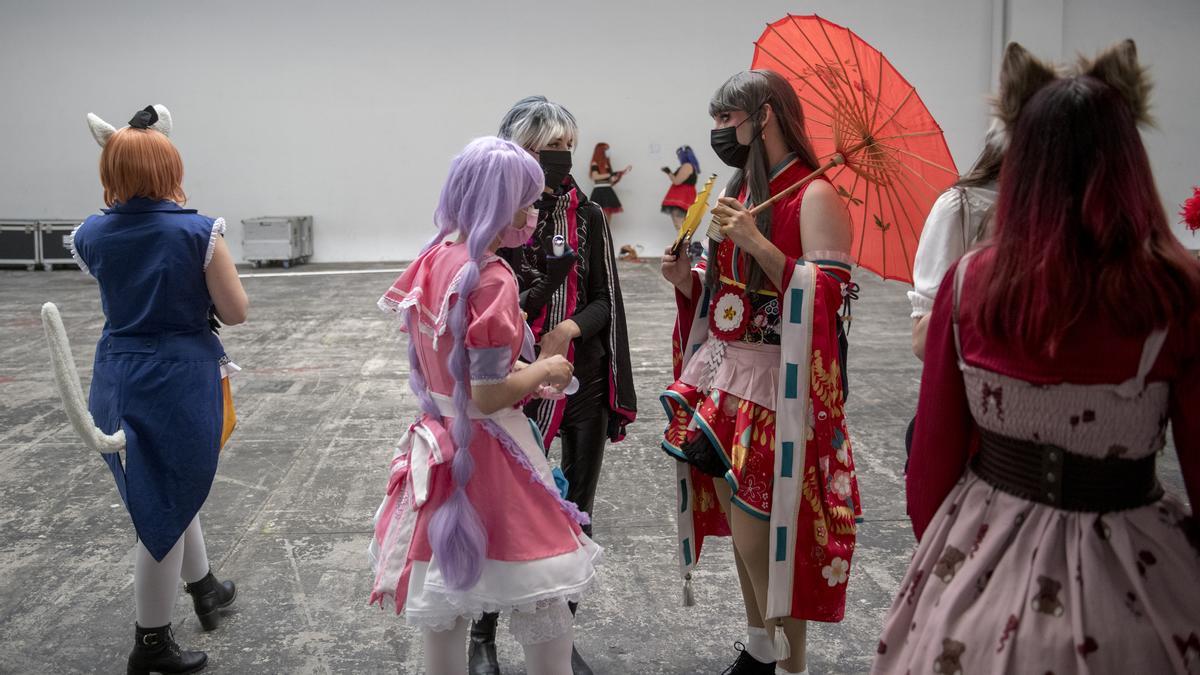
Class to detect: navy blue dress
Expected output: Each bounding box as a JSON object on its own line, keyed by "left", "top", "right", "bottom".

{"left": 72, "top": 198, "right": 228, "bottom": 561}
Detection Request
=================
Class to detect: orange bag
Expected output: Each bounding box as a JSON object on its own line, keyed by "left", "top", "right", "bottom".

{"left": 220, "top": 377, "right": 237, "bottom": 450}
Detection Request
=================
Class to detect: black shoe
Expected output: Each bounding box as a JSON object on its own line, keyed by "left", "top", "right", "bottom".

{"left": 571, "top": 644, "right": 594, "bottom": 675}
{"left": 127, "top": 623, "right": 207, "bottom": 675}
{"left": 468, "top": 612, "right": 500, "bottom": 675}
{"left": 720, "top": 642, "right": 774, "bottom": 675}
{"left": 184, "top": 571, "right": 237, "bottom": 631}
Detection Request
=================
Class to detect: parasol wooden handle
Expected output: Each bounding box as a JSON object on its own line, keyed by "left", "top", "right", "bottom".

{"left": 748, "top": 153, "right": 845, "bottom": 216}
{"left": 706, "top": 155, "right": 844, "bottom": 242}
{"left": 707, "top": 137, "right": 877, "bottom": 241}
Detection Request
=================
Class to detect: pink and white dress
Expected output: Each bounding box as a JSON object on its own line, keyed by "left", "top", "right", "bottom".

{"left": 369, "top": 241, "right": 601, "bottom": 641}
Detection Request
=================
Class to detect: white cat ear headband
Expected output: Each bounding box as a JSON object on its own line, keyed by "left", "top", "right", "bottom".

{"left": 86, "top": 104, "right": 172, "bottom": 147}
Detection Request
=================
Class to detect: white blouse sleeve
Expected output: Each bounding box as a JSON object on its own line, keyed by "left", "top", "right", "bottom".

{"left": 907, "top": 189, "right": 967, "bottom": 319}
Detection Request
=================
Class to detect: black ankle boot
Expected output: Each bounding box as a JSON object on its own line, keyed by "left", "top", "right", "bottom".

{"left": 127, "top": 623, "right": 207, "bottom": 675}
{"left": 570, "top": 644, "right": 594, "bottom": 675}
{"left": 566, "top": 602, "right": 594, "bottom": 675}
{"left": 720, "top": 641, "right": 774, "bottom": 675}
{"left": 468, "top": 612, "right": 500, "bottom": 675}
{"left": 184, "top": 571, "right": 237, "bottom": 631}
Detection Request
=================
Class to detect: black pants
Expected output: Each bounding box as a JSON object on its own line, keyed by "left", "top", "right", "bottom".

{"left": 524, "top": 368, "right": 608, "bottom": 539}
{"left": 904, "top": 415, "right": 916, "bottom": 472}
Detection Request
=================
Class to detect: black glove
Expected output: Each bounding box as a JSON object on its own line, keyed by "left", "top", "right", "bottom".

{"left": 544, "top": 245, "right": 578, "bottom": 286}
{"left": 661, "top": 166, "right": 672, "bottom": 174}
{"left": 520, "top": 243, "right": 578, "bottom": 319}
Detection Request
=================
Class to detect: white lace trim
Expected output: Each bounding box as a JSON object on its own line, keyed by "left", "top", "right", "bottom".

{"left": 397, "top": 544, "right": 601, "bottom": 635}
{"left": 203, "top": 217, "right": 226, "bottom": 270}
{"left": 432, "top": 264, "right": 470, "bottom": 348}
{"left": 378, "top": 288, "right": 442, "bottom": 326}
{"left": 470, "top": 376, "right": 508, "bottom": 385}
{"left": 403, "top": 587, "right": 593, "bottom": 636}
{"left": 377, "top": 272, "right": 462, "bottom": 347}
{"left": 510, "top": 596, "right": 575, "bottom": 645}
{"left": 68, "top": 222, "right": 88, "bottom": 274}
{"left": 377, "top": 290, "right": 424, "bottom": 318}
{"left": 219, "top": 359, "right": 241, "bottom": 379}
{"left": 803, "top": 249, "right": 854, "bottom": 265}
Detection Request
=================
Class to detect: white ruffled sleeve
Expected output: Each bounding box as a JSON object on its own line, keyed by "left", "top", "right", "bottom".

{"left": 907, "top": 189, "right": 967, "bottom": 319}
{"left": 68, "top": 222, "right": 89, "bottom": 275}
{"left": 203, "top": 217, "right": 227, "bottom": 271}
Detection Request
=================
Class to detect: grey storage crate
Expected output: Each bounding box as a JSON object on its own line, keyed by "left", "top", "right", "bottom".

{"left": 280, "top": 215, "right": 313, "bottom": 258}
{"left": 39, "top": 220, "right": 84, "bottom": 270}
{"left": 241, "top": 215, "right": 313, "bottom": 268}
{"left": 0, "top": 220, "right": 40, "bottom": 270}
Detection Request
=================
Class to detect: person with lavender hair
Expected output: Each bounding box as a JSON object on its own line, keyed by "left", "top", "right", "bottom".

{"left": 368, "top": 136, "right": 601, "bottom": 675}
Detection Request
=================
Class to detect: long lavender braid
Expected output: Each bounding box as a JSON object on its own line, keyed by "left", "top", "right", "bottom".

{"left": 419, "top": 136, "right": 543, "bottom": 590}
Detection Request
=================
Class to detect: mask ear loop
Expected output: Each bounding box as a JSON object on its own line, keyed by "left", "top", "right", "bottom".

{"left": 756, "top": 103, "right": 771, "bottom": 141}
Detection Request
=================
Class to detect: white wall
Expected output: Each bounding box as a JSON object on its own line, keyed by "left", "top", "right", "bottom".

{"left": 0, "top": 0, "right": 1195, "bottom": 263}
{"left": 1061, "top": 0, "right": 1200, "bottom": 244}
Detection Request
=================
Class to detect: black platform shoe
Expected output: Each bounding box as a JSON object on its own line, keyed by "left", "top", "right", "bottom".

{"left": 184, "top": 571, "right": 237, "bottom": 631}
{"left": 468, "top": 612, "right": 500, "bottom": 675}
{"left": 566, "top": 601, "right": 594, "bottom": 675}
{"left": 720, "top": 641, "right": 775, "bottom": 675}
{"left": 570, "top": 644, "right": 594, "bottom": 675}
{"left": 126, "top": 623, "right": 207, "bottom": 675}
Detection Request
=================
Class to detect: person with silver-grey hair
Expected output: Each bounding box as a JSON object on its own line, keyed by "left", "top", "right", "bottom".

{"left": 467, "top": 95, "right": 637, "bottom": 675}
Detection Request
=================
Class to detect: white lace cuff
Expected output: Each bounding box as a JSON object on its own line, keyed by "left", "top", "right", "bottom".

{"left": 907, "top": 290, "right": 934, "bottom": 318}
{"left": 204, "top": 218, "right": 226, "bottom": 270}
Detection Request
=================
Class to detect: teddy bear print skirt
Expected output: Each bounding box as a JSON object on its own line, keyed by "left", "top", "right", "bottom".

{"left": 871, "top": 469, "right": 1200, "bottom": 675}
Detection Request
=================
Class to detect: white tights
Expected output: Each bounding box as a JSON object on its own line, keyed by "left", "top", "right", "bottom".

{"left": 422, "top": 616, "right": 575, "bottom": 675}
{"left": 133, "top": 516, "right": 210, "bottom": 627}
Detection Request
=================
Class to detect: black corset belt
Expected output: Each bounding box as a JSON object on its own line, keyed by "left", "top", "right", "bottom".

{"left": 971, "top": 428, "right": 1163, "bottom": 512}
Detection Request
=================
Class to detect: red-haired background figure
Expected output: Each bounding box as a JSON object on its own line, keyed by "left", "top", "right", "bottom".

{"left": 588, "top": 142, "right": 631, "bottom": 223}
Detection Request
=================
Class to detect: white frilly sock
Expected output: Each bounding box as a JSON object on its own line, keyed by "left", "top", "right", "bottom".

{"left": 745, "top": 625, "right": 774, "bottom": 663}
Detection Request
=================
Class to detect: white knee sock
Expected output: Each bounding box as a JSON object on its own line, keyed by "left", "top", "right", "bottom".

{"left": 745, "top": 625, "right": 774, "bottom": 663}
{"left": 422, "top": 618, "right": 467, "bottom": 674}
{"left": 521, "top": 624, "right": 574, "bottom": 675}
{"left": 180, "top": 516, "right": 210, "bottom": 584}
{"left": 134, "top": 535, "right": 185, "bottom": 627}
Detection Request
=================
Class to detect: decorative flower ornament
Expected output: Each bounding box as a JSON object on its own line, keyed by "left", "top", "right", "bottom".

{"left": 1181, "top": 186, "right": 1200, "bottom": 234}
{"left": 831, "top": 470, "right": 852, "bottom": 499}
{"left": 711, "top": 285, "right": 751, "bottom": 340}
{"left": 822, "top": 557, "right": 850, "bottom": 586}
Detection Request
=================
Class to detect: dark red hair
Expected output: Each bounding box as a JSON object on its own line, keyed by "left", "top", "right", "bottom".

{"left": 590, "top": 142, "right": 611, "bottom": 174}
{"left": 975, "top": 75, "right": 1200, "bottom": 355}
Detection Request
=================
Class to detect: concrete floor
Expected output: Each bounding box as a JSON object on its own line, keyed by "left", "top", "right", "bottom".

{"left": 0, "top": 261, "right": 1185, "bottom": 674}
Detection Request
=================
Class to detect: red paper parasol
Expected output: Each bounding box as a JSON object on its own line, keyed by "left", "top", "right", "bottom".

{"left": 750, "top": 14, "right": 960, "bottom": 283}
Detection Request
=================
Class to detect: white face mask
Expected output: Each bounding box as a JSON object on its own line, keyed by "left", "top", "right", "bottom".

{"left": 498, "top": 206, "right": 538, "bottom": 248}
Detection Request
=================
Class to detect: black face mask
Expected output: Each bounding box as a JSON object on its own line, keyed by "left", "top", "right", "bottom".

{"left": 538, "top": 150, "right": 572, "bottom": 189}
{"left": 710, "top": 107, "right": 763, "bottom": 168}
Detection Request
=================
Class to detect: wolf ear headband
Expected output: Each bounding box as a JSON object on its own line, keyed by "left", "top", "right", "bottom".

{"left": 1074, "top": 39, "right": 1153, "bottom": 128}
{"left": 87, "top": 104, "right": 173, "bottom": 147}
{"left": 986, "top": 39, "right": 1151, "bottom": 151}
